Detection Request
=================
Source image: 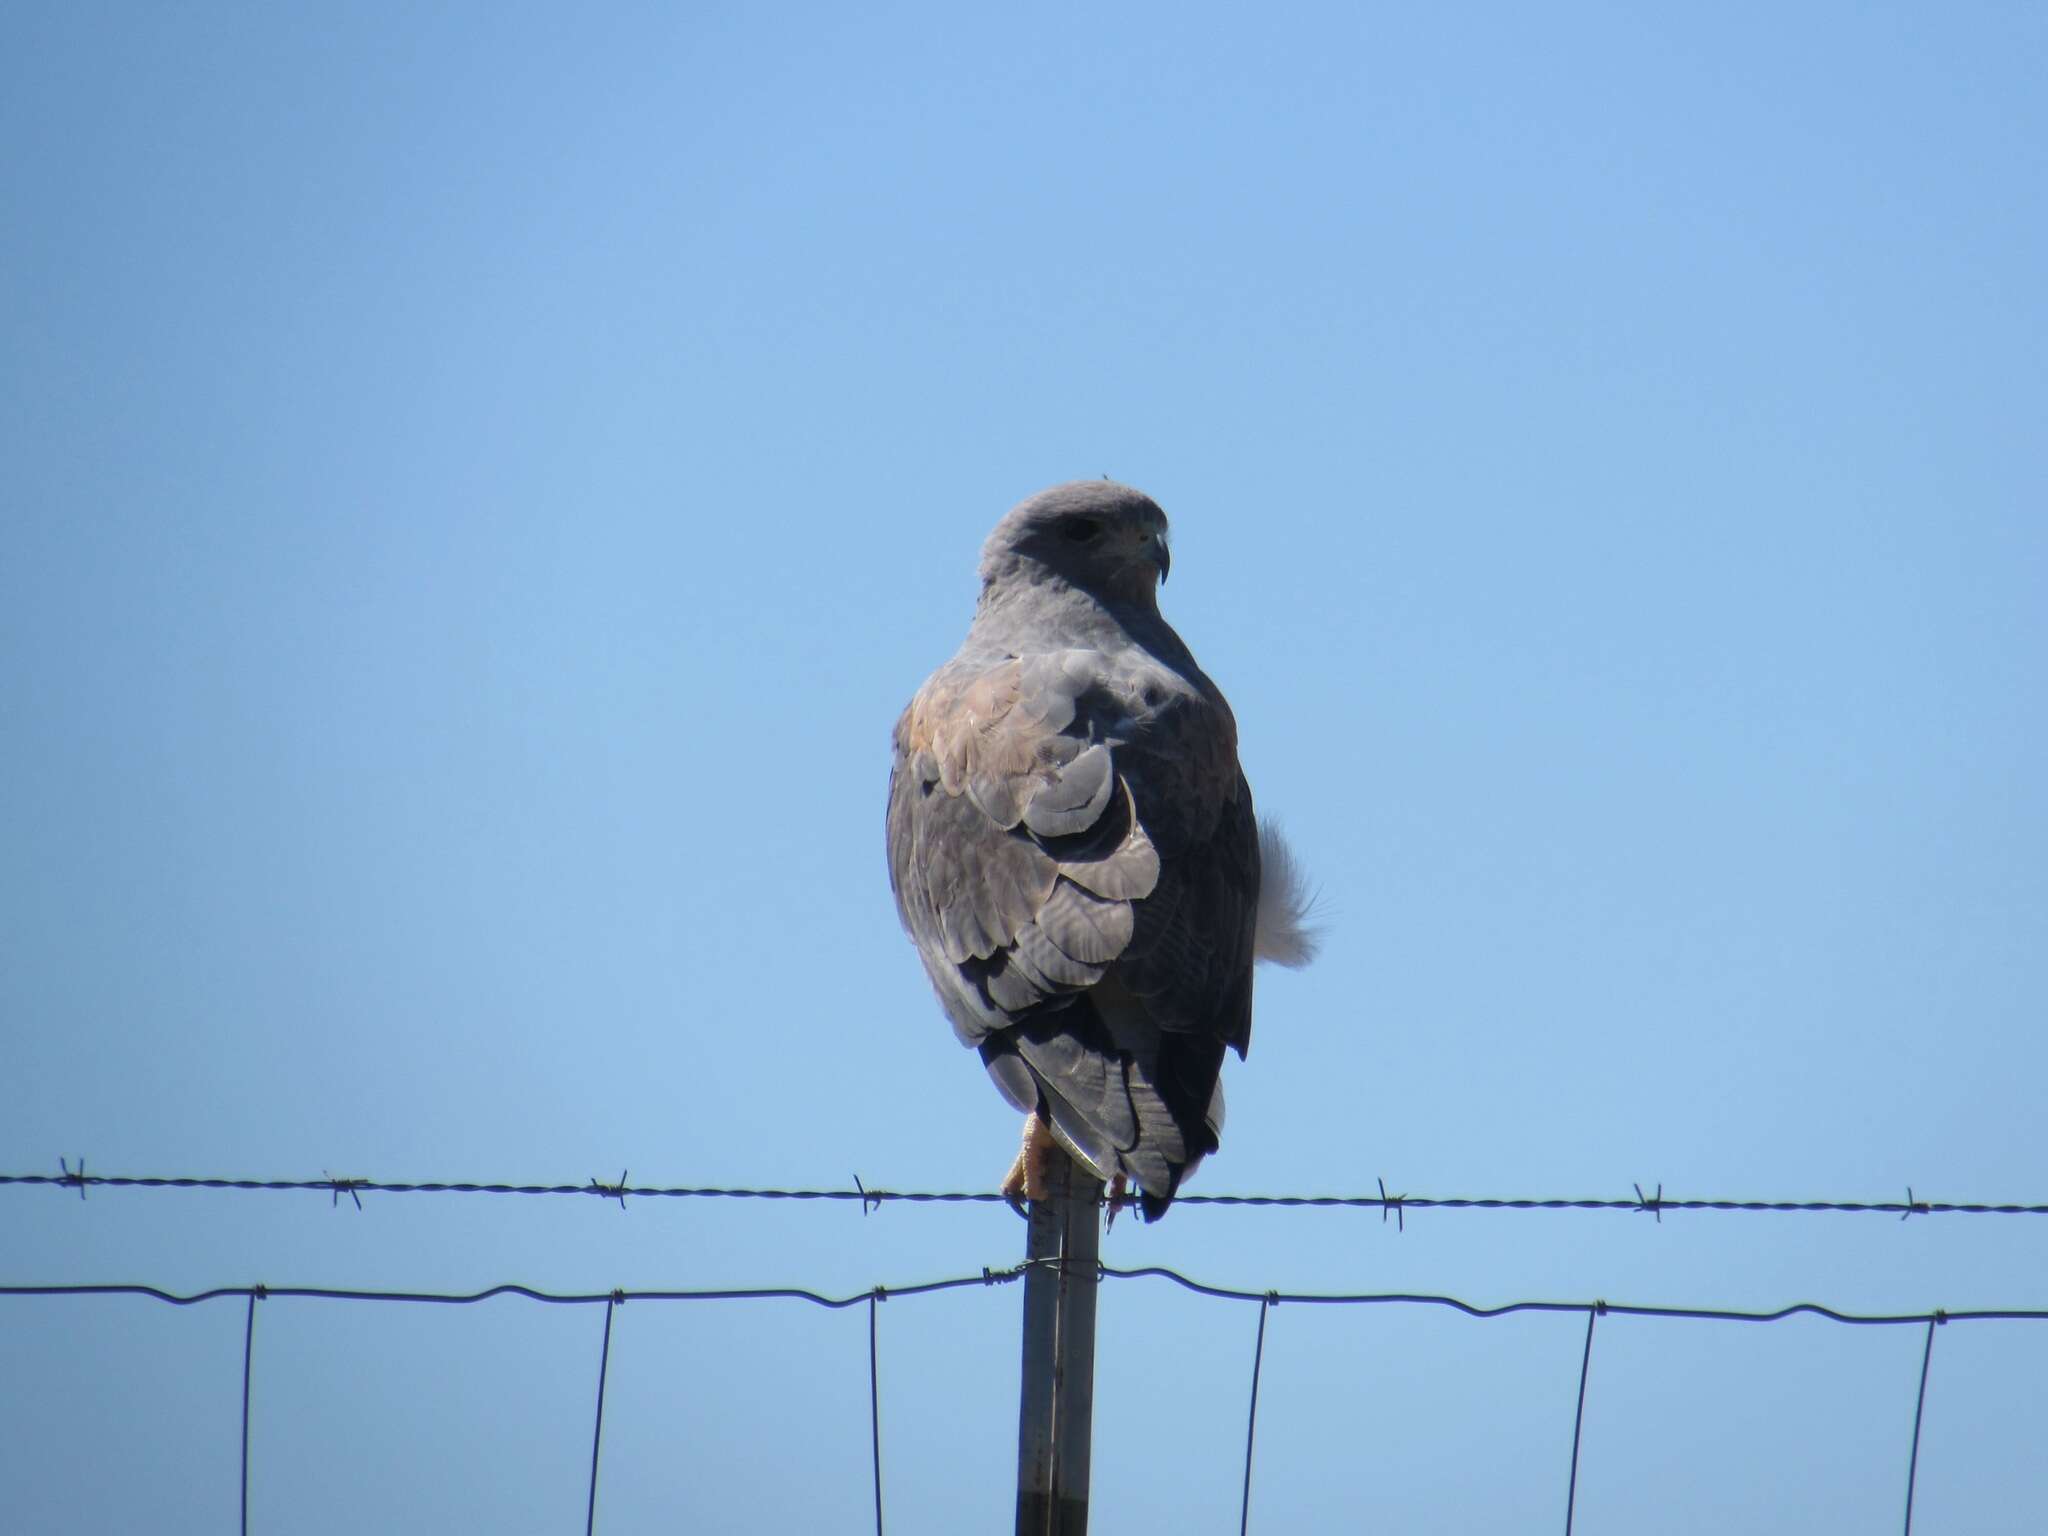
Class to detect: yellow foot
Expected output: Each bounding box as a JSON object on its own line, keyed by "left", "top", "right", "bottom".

{"left": 998, "top": 1113, "right": 1058, "bottom": 1217}
{"left": 1105, "top": 1173, "right": 1138, "bottom": 1231}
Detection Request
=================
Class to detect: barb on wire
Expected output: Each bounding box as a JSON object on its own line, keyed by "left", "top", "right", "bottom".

{"left": 7, "top": 1165, "right": 2046, "bottom": 1221}
{"left": 1378, "top": 1176, "right": 1405, "bottom": 1232}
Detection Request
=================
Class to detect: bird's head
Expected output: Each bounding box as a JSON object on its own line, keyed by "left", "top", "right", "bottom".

{"left": 978, "top": 481, "right": 1172, "bottom": 607}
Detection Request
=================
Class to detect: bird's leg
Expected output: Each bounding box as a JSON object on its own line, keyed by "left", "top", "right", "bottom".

{"left": 1104, "top": 1172, "right": 1134, "bottom": 1231}
{"left": 999, "top": 1111, "right": 1059, "bottom": 1217}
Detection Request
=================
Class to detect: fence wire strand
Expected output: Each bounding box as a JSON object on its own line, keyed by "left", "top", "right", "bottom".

{"left": 239, "top": 1288, "right": 257, "bottom": 1536}
{"left": 869, "top": 1290, "right": 886, "bottom": 1536}
{"left": 7, "top": 1167, "right": 2045, "bottom": 1221}
{"left": 1564, "top": 1306, "right": 1598, "bottom": 1536}
{"left": 1240, "top": 1293, "right": 1274, "bottom": 1536}
{"left": 1903, "top": 1315, "right": 1941, "bottom": 1536}
{"left": 5, "top": 1270, "right": 2044, "bottom": 1325}
{"left": 586, "top": 1293, "right": 618, "bottom": 1536}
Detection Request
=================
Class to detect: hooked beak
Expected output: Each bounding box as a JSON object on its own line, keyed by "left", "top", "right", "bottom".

{"left": 1150, "top": 531, "right": 1171, "bottom": 584}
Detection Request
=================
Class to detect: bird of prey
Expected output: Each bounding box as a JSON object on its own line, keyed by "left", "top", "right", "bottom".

{"left": 886, "top": 481, "right": 1315, "bottom": 1221}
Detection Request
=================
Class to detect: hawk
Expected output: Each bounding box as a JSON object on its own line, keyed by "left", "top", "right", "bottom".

{"left": 886, "top": 481, "right": 1315, "bottom": 1220}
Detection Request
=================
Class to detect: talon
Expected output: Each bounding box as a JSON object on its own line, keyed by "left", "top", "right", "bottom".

{"left": 1105, "top": 1173, "right": 1130, "bottom": 1232}
{"left": 1000, "top": 1152, "right": 1031, "bottom": 1219}
{"left": 1000, "top": 1112, "right": 1058, "bottom": 1213}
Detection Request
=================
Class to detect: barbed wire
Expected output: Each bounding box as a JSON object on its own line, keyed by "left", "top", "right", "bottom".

{"left": 8, "top": 1163, "right": 2043, "bottom": 1222}
{"left": 5, "top": 1263, "right": 2037, "bottom": 1535}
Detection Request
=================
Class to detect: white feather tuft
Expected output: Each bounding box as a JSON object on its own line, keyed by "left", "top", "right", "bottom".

{"left": 1253, "top": 820, "right": 1321, "bottom": 968}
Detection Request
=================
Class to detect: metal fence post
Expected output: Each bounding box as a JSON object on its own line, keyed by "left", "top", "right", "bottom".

{"left": 1016, "top": 1150, "right": 1103, "bottom": 1535}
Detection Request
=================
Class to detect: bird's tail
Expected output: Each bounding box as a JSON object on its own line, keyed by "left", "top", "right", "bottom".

{"left": 1253, "top": 821, "right": 1321, "bottom": 968}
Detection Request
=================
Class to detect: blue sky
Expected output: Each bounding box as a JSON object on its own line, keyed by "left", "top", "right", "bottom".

{"left": 4, "top": 4, "right": 2045, "bottom": 1532}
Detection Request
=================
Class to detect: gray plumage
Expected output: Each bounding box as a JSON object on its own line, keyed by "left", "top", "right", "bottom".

{"left": 886, "top": 481, "right": 1313, "bottom": 1220}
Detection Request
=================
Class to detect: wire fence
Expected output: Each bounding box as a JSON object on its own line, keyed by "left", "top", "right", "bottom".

{"left": 12, "top": 1164, "right": 2048, "bottom": 1529}
{"left": 6, "top": 1265, "right": 2043, "bottom": 1535}
{"left": 9, "top": 1162, "right": 2046, "bottom": 1222}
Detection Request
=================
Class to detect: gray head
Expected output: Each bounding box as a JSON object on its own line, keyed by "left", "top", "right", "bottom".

{"left": 978, "top": 481, "right": 1172, "bottom": 605}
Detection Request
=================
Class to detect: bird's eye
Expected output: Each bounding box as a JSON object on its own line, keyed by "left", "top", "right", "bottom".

{"left": 1062, "top": 518, "right": 1102, "bottom": 543}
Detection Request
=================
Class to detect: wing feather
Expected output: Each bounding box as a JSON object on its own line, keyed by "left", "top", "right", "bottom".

{"left": 888, "top": 643, "right": 1262, "bottom": 1217}
{"left": 1036, "top": 879, "right": 1135, "bottom": 965}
